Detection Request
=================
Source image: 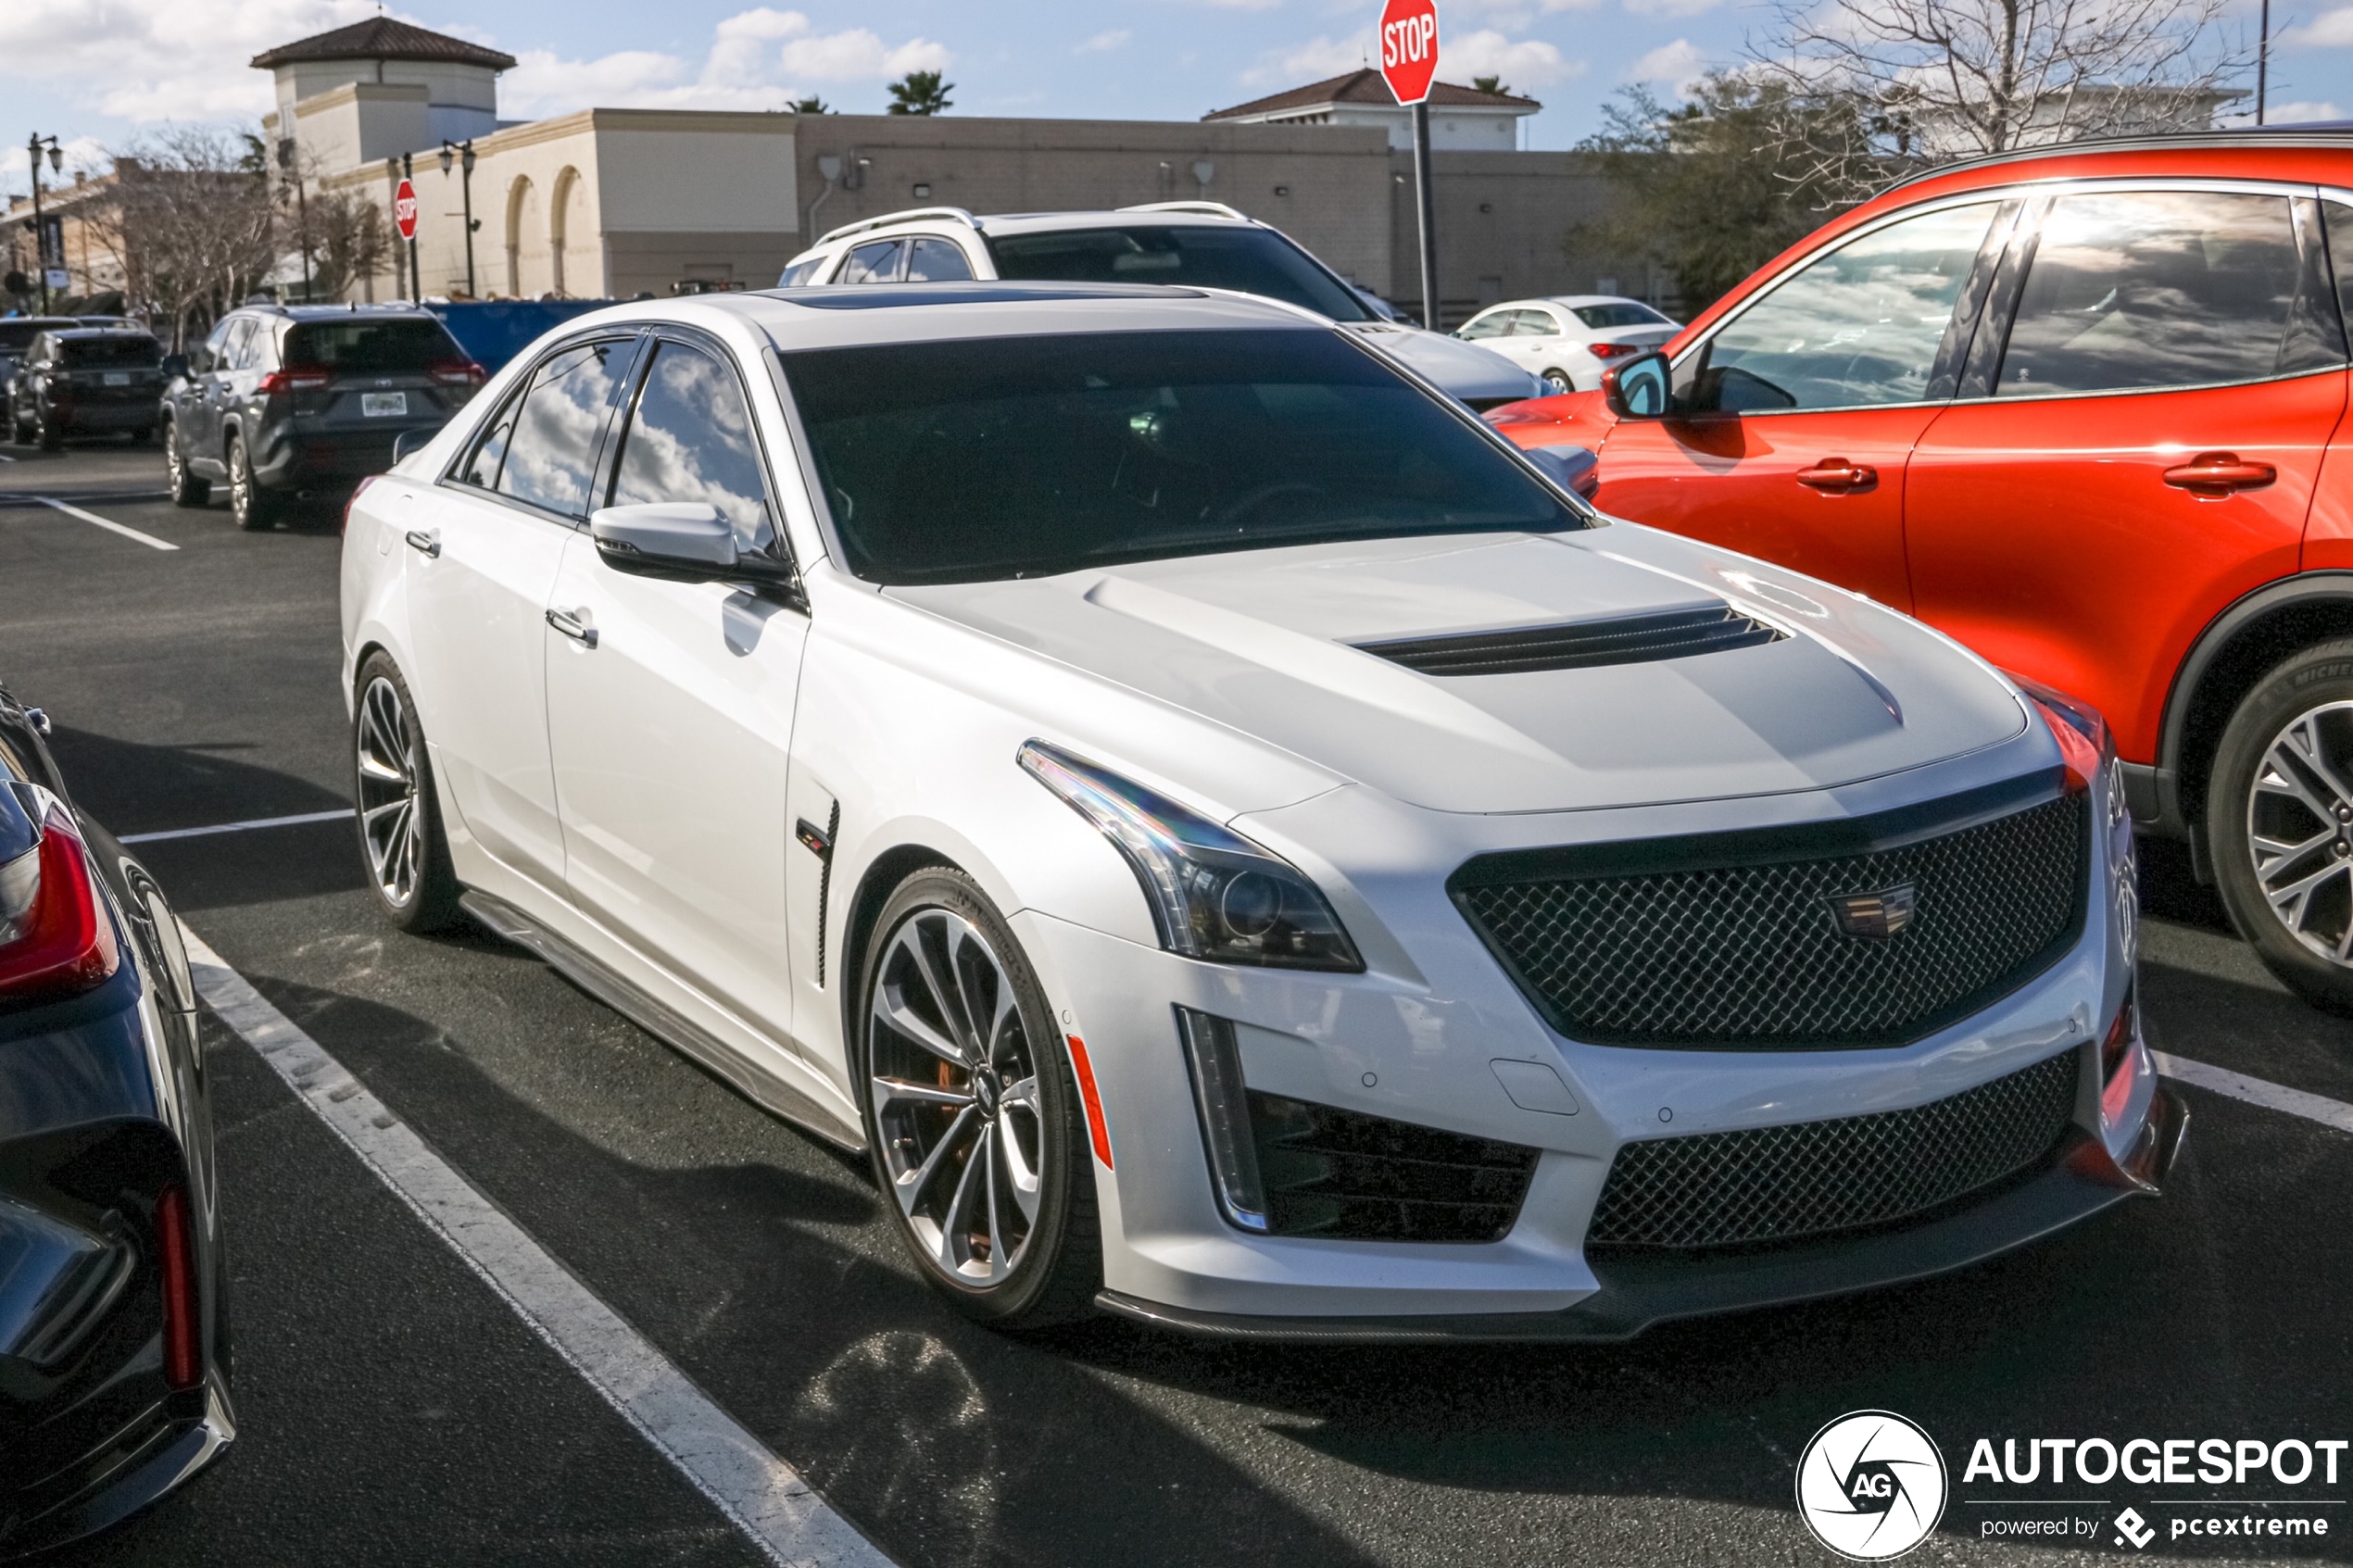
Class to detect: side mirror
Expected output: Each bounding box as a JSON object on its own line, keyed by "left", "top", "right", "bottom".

{"left": 590, "top": 502, "right": 799, "bottom": 595}
{"left": 391, "top": 425, "right": 441, "bottom": 464}
{"left": 1601, "top": 350, "right": 1671, "bottom": 420}
{"left": 159, "top": 354, "right": 189, "bottom": 383}
{"left": 1523, "top": 443, "right": 1600, "bottom": 500}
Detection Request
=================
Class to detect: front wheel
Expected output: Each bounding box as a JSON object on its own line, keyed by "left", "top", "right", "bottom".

{"left": 2209, "top": 639, "right": 2353, "bottom": 1012}
{"left": 35, "top": 410, "right": 62, "bottom": 451}
{"left": 351, "top": 654, "right": 463, "bottom": 933}
{"left": 227, "top": 435, "right": 277, "bottom": 531}
{"left": 165, "top": 420, "right": 210, "bottom": 507}
{"left": 857, "top": 868, "right": 1101, "bottom": 1328}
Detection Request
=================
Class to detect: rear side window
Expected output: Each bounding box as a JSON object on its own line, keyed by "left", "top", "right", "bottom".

{"left": 1999, "top": 191, "right": 2345, "bottom": 395}
{"left": 61, "top": 336, "right": 160, "bottom": 369}
{"left": 985, "top": 225, "right": 1376, "bottom": 321}
{"left": 1696, "top": 202, "right": 1998, "bottom": 411}
{"left": 1572, "top": 302, "right": 1668, "bottom": 330}
{"left": 484, "top": 338, "right": 635, "bottom": 516}
{"left": 285, "top": 319, "right": 462, "bottom": 371}
{"left": 837, "top": 240, "right": 904, "bottom": 283}
{"left": 610, "top": 340, "right": 776, "bottom": 555}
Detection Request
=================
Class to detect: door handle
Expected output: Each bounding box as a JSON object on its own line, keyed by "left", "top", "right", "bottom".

{"left": 2163, "top": 452, "right": 2277, "bottom": 496}
{"left": 1796, "top": 458, "right": 1878, "bottom": 493}
{"left": 403, "top": 529, "right": 440, "bottom": 558}
{"left": 546, "top": 608, "right": 598, "bottom": 648}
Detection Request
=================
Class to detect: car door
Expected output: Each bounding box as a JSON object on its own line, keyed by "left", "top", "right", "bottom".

{"left": 1596, "top": 198, "right": 2013, "bottom": 611}
{"left": 542, "top": 330, "right": 809, "bottom": 1048}
{"left": 405, "top": 332, "right": 641, "bottom": 890}
{"left": 1906, "top": 185, "right": 2347, "bottom": 770}
{"left": 184, "top": 318, "right": 243, "bottom": 472}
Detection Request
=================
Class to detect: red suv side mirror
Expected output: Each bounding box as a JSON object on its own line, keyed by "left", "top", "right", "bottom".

{"left": 1602, "top": 350, "right": 1671, "bottom": 420}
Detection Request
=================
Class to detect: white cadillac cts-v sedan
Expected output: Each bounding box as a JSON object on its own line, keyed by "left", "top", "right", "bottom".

{"left": 339, "top": 283, "right": 2183, "bottom": 1337}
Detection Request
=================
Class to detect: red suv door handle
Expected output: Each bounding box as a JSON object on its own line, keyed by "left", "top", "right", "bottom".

{"left": 2163, "top": 452, "right": 2277, "bottom": 495}
{"left": 1796, "top": 458, "right": 1878, "bottom": 493}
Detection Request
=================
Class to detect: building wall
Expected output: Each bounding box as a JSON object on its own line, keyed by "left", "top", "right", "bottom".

{"left": 274, "top": 58, "right": 499, "bottom": 153}
{"left": 1219, "top": 103, "right": 1524, "bottom": 152}
{"left": 293, "top": 82, "right": 433, "bottom": 172}
{"left": 1387, "top": 149, "right": 1659, "bottom": 325}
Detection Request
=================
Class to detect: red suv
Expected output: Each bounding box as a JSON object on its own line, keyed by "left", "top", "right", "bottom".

{"left": 1492, "top": 130, "right": 2353, "bottom": 1010}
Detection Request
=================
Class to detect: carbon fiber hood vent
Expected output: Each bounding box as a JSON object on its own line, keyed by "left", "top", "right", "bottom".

{"left": 1358, "top": 605, "right": 1785, "bottom": 677}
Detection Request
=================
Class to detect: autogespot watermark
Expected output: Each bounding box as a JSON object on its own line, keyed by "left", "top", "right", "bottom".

{"left": 1793, "top": 1411, "right": 2349, "bottom": 1555}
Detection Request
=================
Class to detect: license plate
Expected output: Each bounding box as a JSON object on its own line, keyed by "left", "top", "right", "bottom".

{"left": 361, "top": 392, "right": 408, "bottom": 418}
{"left": 103, "top": 371, "right": 131, "bottom": 386}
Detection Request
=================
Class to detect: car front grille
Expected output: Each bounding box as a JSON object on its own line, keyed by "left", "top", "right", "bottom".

{"left": 1453, "top": 783, "right": 2087, "bottom": 1048}
{"left": 1586, "top": 1048, "right": 2081, "bottom": 1250}
{"left": 1247, "top": 1091, "right": 1540, "bottom": 1242}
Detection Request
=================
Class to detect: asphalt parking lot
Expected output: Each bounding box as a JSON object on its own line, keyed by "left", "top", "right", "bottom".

{"left": 4, "top": 438, "right": 2349, "bottom": 1567}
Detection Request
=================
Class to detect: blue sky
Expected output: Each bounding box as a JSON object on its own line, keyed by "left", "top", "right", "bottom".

{"left": 5, "top": 0, "right": 2348, "bottom": 197}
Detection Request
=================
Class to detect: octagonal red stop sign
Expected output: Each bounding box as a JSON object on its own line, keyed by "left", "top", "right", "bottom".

{"left": 394, "top": 179, "right": 419, "bottom": 241}
{"left": 1378, "top": 0, "right": 1440, "bottom": 106}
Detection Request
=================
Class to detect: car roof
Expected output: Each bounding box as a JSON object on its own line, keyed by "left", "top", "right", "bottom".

{"left": 48, "top": 327, "right": 157, "bottom": 340}
{"left": 547, "top": 281, "right": 1330, "bottom": 353}
{"left": 236, "top": 304, "right": 445, "bottom": 323}
{"left": 818, "top": 207, "right": 1264, "bottom": 248}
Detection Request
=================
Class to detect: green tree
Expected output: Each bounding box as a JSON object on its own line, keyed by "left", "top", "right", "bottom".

{"left": 1471, "top": 74, "right": 1512, "bottom": 96}
{"left": 790, "top": 95, "right": 831, "bottom": 114}
{"left": 1572, "top": 75, "right": 1875, "bottom": 313}
{"left": 887, "top": 69, "right": 953, "bottom": 116}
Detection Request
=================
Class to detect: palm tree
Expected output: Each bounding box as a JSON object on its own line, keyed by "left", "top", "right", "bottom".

{"left": 1472, "top": 75, "right": 1513, "bottom": 97}
{"left": 887, "top": 70, "right": 953, "bottom": 116}
{"left": 791, "top": 95, "right": 831, "bottom": 114}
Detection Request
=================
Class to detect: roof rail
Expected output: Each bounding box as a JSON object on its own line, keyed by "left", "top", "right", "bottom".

{"left": 1118, "top": 200, "right": 1252, "bottom": 220}
{"left": 1877, "top": 126, "right": 2353, "bottom": 196}
{"left": 815, "top": 207, "right": 985, "bottom": 246}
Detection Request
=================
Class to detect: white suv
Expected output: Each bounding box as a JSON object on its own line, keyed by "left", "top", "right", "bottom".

{"left": 777, "top": 203, "right": 1544, "bottom": 411}
{"left": 342, "top": 284, "right": 2177, "bottom": 1338}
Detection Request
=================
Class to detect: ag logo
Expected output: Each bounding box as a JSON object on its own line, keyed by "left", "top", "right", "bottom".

{"left": 1794, "top": 1410, "right": 1948, "bottom": 1560}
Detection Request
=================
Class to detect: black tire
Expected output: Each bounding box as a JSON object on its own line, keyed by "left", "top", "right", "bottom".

{"left": 1542, "top": 369, "right": 1574, "bottom": 395}
{"left": 2209, "top": 637, "right": 2353, "bottom": 1012}
{"left": 350, "top": 652, "right": 464, "bottom": 934}
{"left": 164, "top": 419, "right": 210, "bottom": 507}
{"left": 856, "top": 867, "right": 1101, "bottom": 1329}
{"left": 36, "top": 410, "right": 62, "bottom": 451}
{"left": 227, "top": 434, "right": 276, "bottom": 531}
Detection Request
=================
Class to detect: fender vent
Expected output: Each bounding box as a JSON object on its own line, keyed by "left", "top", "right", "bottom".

{"left": 1358, "top": 605, "right": 1784, "bottom": 677}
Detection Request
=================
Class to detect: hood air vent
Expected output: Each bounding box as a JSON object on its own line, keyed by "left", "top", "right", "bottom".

{"left": 1358, "top": 605, "right": 1785, "bottom": 677}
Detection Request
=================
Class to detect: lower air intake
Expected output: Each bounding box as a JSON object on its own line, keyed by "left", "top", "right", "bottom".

{"left": 1585, "top": 1049, "right": 2081, "bottom": 1251}
{"left": 1250, "top": 1092, "right": 1540, "bottom": 1243}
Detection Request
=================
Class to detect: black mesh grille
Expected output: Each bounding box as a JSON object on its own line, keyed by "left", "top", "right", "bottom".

{"left": 1248, "top": 1092, "right": 1540, "bottom": 1242}
{"left": 1587, "top": 1049, "right": 2081, "bottom": 1250}
{"left": 1456, "top": 792, "right": 2086, "bottom": 1048}
{"left": 1359, "top": 605, "right": 1783, "bottom": 677}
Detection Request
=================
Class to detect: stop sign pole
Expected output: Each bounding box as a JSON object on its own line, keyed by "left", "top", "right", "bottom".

{"left": 1379, "top": 0, "right": 1441, "bottom": 329}
{"left": 396, "top": 156, "right": 421, "bottom": 301}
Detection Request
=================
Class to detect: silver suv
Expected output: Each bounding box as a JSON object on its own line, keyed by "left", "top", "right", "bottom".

{"left": 776, "top": 203, "right": 1541, "bottom": 411}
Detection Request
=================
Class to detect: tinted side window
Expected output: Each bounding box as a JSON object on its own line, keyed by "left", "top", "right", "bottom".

{"left": 610, "top": 341, "right": 775, "bottom": 555}
{"left": 1999, "top": 191, "right": 2342, "bottom": 396}
{"left": 838, "top": 240, "right": 904, "bottom": 284}
{"left": 459, "top": 383, "right": 524, "bottom": 489}
{"left": 1696, "top": 202, "right": 1998, "bottom": 411}
{"left": 905, "top": 238, "right": 974, "bottom": 282}
{"left": 494, "top": 339, "right": 635, "bottom": 517}
{"left": 1457, "top": 312, "right": 1508, "bottom": 340}
{"left": 220, "top": 319, "right": 258, "bottom": 371}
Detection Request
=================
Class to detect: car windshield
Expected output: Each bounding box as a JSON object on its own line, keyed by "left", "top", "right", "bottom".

{"left": 60, "top": 336, "right": 161, "bottom": 368}
{"left": 984, "top": 226, "right": 1376, "bottom": 321}
{"left": 1571, "top": 302, "right": 1670, "bottom": 330}
{"left": 782, "top": 328, "right": 1586, "bottom": 585}
{"left": 285, "top": 319, "right": 461, "bottom": 370}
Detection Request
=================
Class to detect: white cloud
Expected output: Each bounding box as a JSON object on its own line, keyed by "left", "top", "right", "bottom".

{"left": 501, "top": 9, "right": 952, "bottom": 119}
{"left": 1076, "top": 29, "right": 1132, "bottom": 53}
{"left": 2219, "top": 98, "right": 2344, "bottom": 123}
{"left": 1625, "top": 38, "right": 1707, "bottom": 91}
{"left": 1241, "top": 31, "right": 1374, "bottom": 85}
{"left": 2287, "top": 6, "right": 2353, "bottom": 44}
{"left": 1445, "top": 0, "right": 1600, "bottom": 20}
{"left": 1624, "top": 0, "right": 1721, "bottom": 18}
{"left": 0, "top": 0, "right": 372, "bottom": 122}
{"left": 1442, "top": 29, "right": 1580, "bottom": 87}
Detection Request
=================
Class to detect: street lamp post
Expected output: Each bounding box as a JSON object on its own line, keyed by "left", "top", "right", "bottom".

{"left": 277, "top": 138, "right": 312, "bottom": 298}
{"left": 438, "top": 139, "right": 479, "bottom": 298}
{"left": 24, "top": 133, "right": 62, "bottom": 313}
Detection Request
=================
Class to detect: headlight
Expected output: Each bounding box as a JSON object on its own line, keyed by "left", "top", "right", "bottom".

{"left": 1018, "top": 740, "right": 1363, "bottom": 972}
{"left": 2015, "top": 675, "right": 2136, "bottom": 958}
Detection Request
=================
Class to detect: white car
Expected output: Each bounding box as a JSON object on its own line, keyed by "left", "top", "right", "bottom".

{"left": 340, "top": 283, "right": 2180, "bottom": 1337}
{"left": 777, "top": 203, "right": 1545, "bottom": 412}
{"left": 1457, "top": 295, "right": 1682, "bottom": 395}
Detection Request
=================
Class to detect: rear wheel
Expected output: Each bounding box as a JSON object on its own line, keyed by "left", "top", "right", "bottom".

{"left": 164, "top": 420, "right": 209, "bottom": 507}
{"left": 2210, "top": 639, "right": 2353, "bottom": 1012}
{"left": 857, "top": 868, "right": 1100, "bottom": 1329}
{"left": 227, "top": 434, "right": 276, "bottom": 531}
{"left": 1542, "top": 368, "right": 1574, "bottom": 395}
{"left": 351, "top": 653, "right": 463, "bottom": 934}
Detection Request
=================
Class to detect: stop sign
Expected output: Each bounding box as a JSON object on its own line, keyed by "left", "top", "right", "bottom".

{"left": 1378, "top": 0, "right": 1440, "bottom": 106}
{"left": 394, "top": 179, "right": 419, "bottom": 242}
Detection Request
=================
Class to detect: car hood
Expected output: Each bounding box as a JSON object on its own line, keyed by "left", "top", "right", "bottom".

{"left": 887, "top": 528, "right": 2028, "bottom": 815}
{"left": 1340, "top": 322, "right": 1541, "bottom": 402}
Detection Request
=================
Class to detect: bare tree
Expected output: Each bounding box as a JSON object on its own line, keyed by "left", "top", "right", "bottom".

{"left": 85, "top": 127, "right": 279, "bottom": 347}
{"left": 1751, "top": 0, "right": 2247, "bottom": 182}
{"left": 304, "top": 187, "right": 396, "bottom": 303}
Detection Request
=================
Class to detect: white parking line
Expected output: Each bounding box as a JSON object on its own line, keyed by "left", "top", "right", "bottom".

{"left": 31, "top": 495, "right": 178, "bottom": 551}
{"left": 178, "top": 928, "right": 895, "bottom": 1568}
{"left": 2158, "top": 1051, "right": 2353, "bottom": 1136}
{"left": 121, "top": 808, "right": 354, "bottom": 845}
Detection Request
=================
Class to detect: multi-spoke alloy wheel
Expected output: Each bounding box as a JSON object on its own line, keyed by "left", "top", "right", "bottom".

{"left": 349, "top": 654, "right": 461, "bottom": 933}
{"left": 357, "top": 675, "right": 424, "bottom": 909}
{"left": 2246, "top": 700, "right": 2353, "bottom": 963}
{"left": 858, "top": 870, "right": 1099, "bottom": 1325}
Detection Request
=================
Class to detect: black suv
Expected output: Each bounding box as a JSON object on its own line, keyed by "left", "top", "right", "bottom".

{"left": 160, "top": 305, "right": 483, "bottom": 529}
{"left": 6, "top": 329, "right": 163, "bottom": 449}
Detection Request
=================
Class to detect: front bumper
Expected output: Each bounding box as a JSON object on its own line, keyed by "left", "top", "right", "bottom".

{"left": 1097, "top": 1088, "right": 2184, "bottom": 1342}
